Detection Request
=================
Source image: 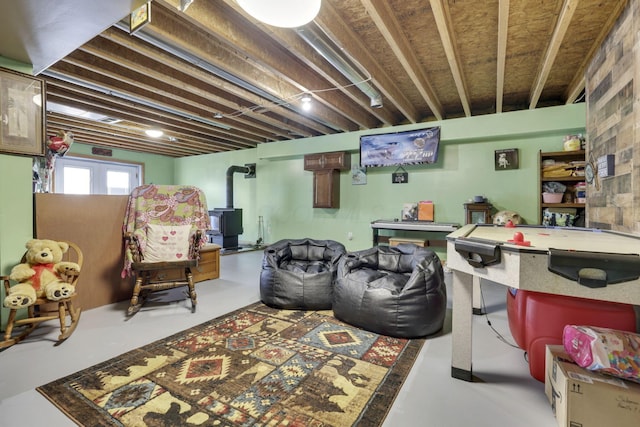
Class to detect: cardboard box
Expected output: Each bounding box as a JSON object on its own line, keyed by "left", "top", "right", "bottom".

{"left": 418, "top": 201, "right": 434, "bottom": 221}
{"left": 389, "top": 237, "right": 428, "bottom": 247}
{"left": 545, "top": 345, "right": 640, "bottom": 427}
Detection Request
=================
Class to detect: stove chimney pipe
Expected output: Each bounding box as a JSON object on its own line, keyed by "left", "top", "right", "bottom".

{"left": 226, "top": 165, "right": 251, "bottom": 209}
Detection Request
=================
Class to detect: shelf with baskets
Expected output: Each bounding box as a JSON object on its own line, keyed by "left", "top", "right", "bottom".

{"left": 538, "top": 149, "right": 586, "bottom": 226}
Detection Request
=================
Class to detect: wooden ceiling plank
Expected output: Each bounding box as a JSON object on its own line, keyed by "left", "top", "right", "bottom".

{"left": 428, "top": 0, "right": 470, "bottom": 117}
{"left": 59, "top": 50, "right": 290, "bottom": 142}
{"left": 46, "top": 73, "right": 259, "bottom": 149}
{"left": 47, "top": 113, "right": 215, "bottom": 151}
{"left": 361, "top": 0, "right": 444, "bottom": 120}
{"left": 98, "top": 28, "right": 330, "bottom": 137}
{"left": 220, "top": 0, "right": 397, "bottom": 127}
{"left": 47, "top": 89, "right": 253, "bottom": 152}
{"left": 496, "top": 0, "right": 510, "bottom": 113}
{"left": 528, "top": 0, "right": 578, "bottom": 109}
{"left": 152, "top": 0, "right": 360, "bottom": 132}
{"left": 564, "top": 0, "right": 628, "bottom": 103}
{"left": 317, "top": 1, "right": 421, "bottom": 123}
{"left": 76, "top": 46, "right": 307, "bottom": 142}
{"left": 48, "top": 115, "right": 209, "bottom": 156}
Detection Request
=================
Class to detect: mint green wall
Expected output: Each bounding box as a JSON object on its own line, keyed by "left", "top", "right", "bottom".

{"left": 0, "top": 56, "right": 32, "bottom": 74}
{"left": 1, "top": 140, "right": 175, "bottom": 329}
{"left": 175, "top": 149, "right": 260, "bottom": 241}
{"left": 0, "top": 59, "right": 35, "bottom": 328}
{"left": 0, "top": 156, "right": 33, "bottom": 273}
{"left": 71, "top": 142, "right": 175, "bottom": 185}
{"left": 175, "top": 104, "right": 586, "bottom": 254}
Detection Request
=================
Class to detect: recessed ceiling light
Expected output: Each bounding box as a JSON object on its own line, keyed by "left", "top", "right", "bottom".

{"left": 145, "top": 129, "right": 164, "bottom": 138}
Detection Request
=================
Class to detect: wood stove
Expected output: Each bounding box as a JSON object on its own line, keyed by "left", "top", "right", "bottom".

{"left": 208, "top": 208, "right": 243, "bottom": 249}
{"left": 208, "top": 164, "right": 255, "bottom": 249}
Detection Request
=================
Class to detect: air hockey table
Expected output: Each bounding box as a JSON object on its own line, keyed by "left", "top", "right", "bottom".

{"left": 446, "top": 223, "right": 640, "bottom": 381}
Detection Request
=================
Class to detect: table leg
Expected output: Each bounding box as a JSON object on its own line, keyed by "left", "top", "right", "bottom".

{"left": 472, "top": 276, "right": 483, "bottom": 315}
{"left": 451, "top": 269, "right": 474, "bottom": 381}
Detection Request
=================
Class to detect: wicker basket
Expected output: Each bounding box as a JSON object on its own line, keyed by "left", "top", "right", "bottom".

{"left": 542, "top": 192, "right": 563, "bottom": 203}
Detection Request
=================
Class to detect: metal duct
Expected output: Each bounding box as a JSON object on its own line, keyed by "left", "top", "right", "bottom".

{"left": 296, "top": 23, "right": 382, "bottom": 108}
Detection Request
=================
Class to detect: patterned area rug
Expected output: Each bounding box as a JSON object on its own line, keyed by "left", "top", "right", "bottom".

{"left": 38, "top": 302, "right": 425, "bottom": 426}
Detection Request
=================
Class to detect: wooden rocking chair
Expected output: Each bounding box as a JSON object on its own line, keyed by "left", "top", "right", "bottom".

{"left": 0, "top": 241, "right": 83, "bottom": 349}
{"left": 122, "top": 185, "right": 210, "bottom": 316}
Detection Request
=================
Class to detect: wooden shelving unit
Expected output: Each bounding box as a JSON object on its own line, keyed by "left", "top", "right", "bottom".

{"left": 538, "top": 150, "right": 585, "bottom": 225}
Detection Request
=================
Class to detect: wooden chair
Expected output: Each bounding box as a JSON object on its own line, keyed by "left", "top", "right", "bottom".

{"left": 0, "top": 241, "right": 83, "bottom": 349}
{"left": 122, "top": 185, "right": 210, "bottom": 316}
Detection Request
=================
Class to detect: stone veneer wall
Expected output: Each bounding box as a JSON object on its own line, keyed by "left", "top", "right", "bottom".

{"left": 585, "top": 0, "right": 638, "bottom": 233}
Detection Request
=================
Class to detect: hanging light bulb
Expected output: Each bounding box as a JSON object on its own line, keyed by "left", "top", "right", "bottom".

{"left": 301, "top": 93, "right": 312, "bottom": 111}
{"left": 237, "top": 0, "right": 321, "bottom": 28}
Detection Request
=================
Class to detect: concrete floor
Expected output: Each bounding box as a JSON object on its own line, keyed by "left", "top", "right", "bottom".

{"left": 0, "top": 250, "right": 557, "bottom": 426}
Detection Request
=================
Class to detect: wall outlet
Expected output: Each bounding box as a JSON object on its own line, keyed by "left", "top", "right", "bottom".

{"left": 347, "top": 231, "right": 353, "bottom": 240}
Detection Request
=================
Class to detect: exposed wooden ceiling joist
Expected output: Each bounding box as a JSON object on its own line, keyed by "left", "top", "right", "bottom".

{"left": 0, "top": 0, "right": 626, "bottom": 157}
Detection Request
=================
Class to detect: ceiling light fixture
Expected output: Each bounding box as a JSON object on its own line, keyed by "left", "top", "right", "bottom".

{"left": 145, "top": 129, "right": 164, "bottom": 138}
{"left": 237, "top": 0, "right": 321, "bottom": 28}
{"left": 301, "top": 93, "right": 312, "bottom": 111}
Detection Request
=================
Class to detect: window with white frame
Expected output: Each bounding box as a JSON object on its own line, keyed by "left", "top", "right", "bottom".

{"left": 54, "top": 156, "right": 141, "bottom": 195}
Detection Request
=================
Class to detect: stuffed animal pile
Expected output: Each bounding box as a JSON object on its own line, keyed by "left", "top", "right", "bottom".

{"left": 3, "top": 239, "right": 80, "bottom": 309}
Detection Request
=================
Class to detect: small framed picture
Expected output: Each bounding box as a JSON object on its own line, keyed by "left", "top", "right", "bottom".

{"left": 351, "top": 165, "right": 367, "bottom": 185}
{"left": 495, "top": 148, "right": 519, "bottom": 170}
{"left": 0, "top": 68, "right": 45, "bottom": 156}
{"left": 130, "top": 1, "right": 151, "bottom": 35}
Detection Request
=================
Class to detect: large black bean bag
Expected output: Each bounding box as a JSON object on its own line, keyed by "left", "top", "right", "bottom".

{"left": 333, "top": 244, "right": 447, "bottom": 338}
{"left": 260, "top": 238, "right": 346, "bottom": 310}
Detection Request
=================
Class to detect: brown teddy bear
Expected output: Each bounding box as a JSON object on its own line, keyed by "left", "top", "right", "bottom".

{"left": 3, "top": 239, "right": 80, "bottom": 309}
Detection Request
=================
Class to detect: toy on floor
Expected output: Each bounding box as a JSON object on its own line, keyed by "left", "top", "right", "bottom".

{"left": 3, "top": 239, "right": 81, "bottom": 309}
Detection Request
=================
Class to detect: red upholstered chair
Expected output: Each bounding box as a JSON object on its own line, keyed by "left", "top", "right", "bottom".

{"left": 506, "top": 288, "right": 637, "bottom": 382}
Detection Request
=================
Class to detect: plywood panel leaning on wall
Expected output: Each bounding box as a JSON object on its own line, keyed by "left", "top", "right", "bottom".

{"left": 34, "top": 194, "right": 132, "bottom": 310}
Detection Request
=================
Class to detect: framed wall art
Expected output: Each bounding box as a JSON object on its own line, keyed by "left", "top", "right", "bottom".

{"left": 130, "top": 1, "right": 152, "bottom": 34}
{"left": 351, "top": 165, "right": 367, "bottom": 185}
{"left": 0, "top": 68, "right": 45, "bottom": 156}
{"left": 494, "top": 148, "right": 519, "bottom": 170}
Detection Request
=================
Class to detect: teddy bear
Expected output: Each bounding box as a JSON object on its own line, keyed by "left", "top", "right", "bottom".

{"left": 3, "top": 239, "right": 80, "bottom": 309}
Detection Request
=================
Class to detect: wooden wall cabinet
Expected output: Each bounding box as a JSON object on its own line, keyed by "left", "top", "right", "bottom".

{"left": 304, "top": 151, "right": 350, "bottom": 208}
{"left": 304, "top": 151, "right": 350, "bottom": 171}
{"left": 312, "top": 169, "right": 340, "bottom": 208}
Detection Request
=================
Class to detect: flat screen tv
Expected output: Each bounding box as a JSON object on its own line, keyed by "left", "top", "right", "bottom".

{"left": 359, "top": 126, "right": 440, "bottom": 168}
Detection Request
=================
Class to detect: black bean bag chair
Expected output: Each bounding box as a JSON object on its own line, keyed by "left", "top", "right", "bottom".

{"left": 333, "top": 244, "right": 447, "bottom": 338}
{"left": 260, "top": 238, "right": 346, "bottom": 309}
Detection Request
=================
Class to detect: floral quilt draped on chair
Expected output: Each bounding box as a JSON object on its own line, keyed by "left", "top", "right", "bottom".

{"left": 121, "top": 184, "right": 210, "bottom": 278}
